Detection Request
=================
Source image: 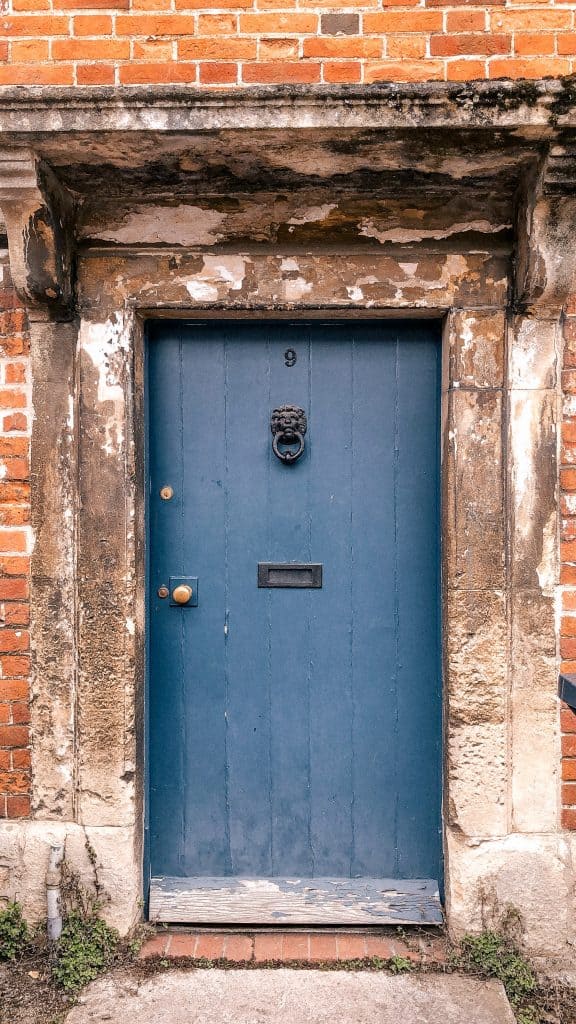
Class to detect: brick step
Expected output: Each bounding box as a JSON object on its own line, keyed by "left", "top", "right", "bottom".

{"left": 140, "top": 929, "right": 448, "bottom": 964}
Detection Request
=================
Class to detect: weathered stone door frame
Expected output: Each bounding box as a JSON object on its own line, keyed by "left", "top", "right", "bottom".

{"left": 32, "top": 272, "right": 544, "bottom": 932}
{"left": 16, "top": 244, "right": 573, "bottom": 954}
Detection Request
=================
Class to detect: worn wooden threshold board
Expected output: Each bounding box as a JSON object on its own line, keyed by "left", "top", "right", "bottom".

{"left": 149, "top": 877, "right": 443, "bottom": 925}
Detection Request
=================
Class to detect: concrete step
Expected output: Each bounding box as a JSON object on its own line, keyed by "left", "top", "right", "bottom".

{"left": 66, "top": 969, "right": 516, "bottom": 1024}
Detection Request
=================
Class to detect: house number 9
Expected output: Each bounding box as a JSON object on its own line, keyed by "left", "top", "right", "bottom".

{"left": 284, "top": 348, "right": 297, "bottom": 367}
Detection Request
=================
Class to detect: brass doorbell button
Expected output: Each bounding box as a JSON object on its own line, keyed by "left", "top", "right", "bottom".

{"left": 168, "top": 576, "right": 199, "bottom": 608}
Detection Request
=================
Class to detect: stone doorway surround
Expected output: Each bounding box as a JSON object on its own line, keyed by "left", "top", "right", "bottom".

{"left": 0, "top": 81, "right": 575, "bottom": 961}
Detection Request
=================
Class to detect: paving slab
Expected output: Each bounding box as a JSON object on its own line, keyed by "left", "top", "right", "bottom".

{"left": 66, "top": 968, "right": 516, "bottom": 1024}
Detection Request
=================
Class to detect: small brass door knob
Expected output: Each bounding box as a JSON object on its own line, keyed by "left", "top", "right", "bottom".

{"left": 172, "top": 584, "right": 193, "bottom": 605}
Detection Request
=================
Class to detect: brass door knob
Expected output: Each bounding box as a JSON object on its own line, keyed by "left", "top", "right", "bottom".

{"left": 172, "top": 584, "right": 193, "bottom": 605}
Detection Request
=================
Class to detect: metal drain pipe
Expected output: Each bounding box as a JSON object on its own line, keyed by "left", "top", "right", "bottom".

{"left": 46, "top": 843, "right": 64, "bottom": 941}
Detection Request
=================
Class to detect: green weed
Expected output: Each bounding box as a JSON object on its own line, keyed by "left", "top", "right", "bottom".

{"left": 52, "top": 910, "right": 119, "bottom": 993}
{"left": 387, "top": 955, "right": 415, "bottom": 974}
{"left": 0, "top": 901, "right": 29, "bottom": 961}
{"left": 454, "top": 931, "right": 537, "bottom": 1018}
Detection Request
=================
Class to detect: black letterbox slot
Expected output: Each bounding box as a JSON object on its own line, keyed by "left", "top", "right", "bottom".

{"left": 258, "top": 563, "right": 323, "bottom": 588}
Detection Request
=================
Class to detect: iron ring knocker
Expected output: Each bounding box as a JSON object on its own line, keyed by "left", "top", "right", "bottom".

{"left": 270, "top": 404, "right": 307, "bottom": 464}
{"left": 272, "top": 429, "right": 305, "bottom": 464}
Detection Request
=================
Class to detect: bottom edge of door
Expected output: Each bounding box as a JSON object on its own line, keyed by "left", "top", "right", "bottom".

{"left": 148, "top": 875, "right": 443, "bottom": 926}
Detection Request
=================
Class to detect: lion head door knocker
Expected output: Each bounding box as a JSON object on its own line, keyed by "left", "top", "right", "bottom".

{"left": 270, "top": 405, "right": 307, "bottom": 464}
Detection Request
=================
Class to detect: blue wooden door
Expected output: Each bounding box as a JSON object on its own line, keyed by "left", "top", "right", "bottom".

{"left": 147, "top": 320, "right": 442, "bottom": 925}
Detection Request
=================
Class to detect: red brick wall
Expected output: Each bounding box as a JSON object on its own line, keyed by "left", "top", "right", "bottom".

{"left": 0, "top": 253, "right": 31, "bottom": 821}
{"left": 0, "top": 2, "right": 574, "bottom": 86}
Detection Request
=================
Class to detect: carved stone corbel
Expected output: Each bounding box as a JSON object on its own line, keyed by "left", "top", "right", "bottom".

{"left": 0, "top": 147, "right": 75, "bottom": 316}
{"left": 515, "top": 143, "right": 576, "bottom": 316}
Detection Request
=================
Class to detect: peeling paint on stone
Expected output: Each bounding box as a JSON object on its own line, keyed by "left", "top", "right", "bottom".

{"left": 512, "top": 397, "right": 537, "bottom": 539}
{"left": 90, "top": 206, "right": 226, "bottom": 247}
{"left": 282, "top": 276, "right": 313, "bottom": 302}
{"left": 80, "top": 317, "right": 127, "bottom": 456}
{"left": 287, "top": 203, "right": 337, "bottom": 226}
{"left": 186, "top": 280, "right": 218, "bottom": 301}
{"left": 182, "top": 255, "right": 247, "bottom": 302}
{"left": 359, "top": 218, "right": 509, "bottom": 245}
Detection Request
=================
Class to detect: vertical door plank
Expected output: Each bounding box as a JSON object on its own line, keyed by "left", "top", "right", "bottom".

{"left": 267, "top": 324, "right": 314, "bottom": 876}
{"left": 180, "top": 326, "right": 229, "bottom": 875}
{"left": 395, "top": 328, "right": 442, "bottom": 877}
{"left": 350, "top": 326, "right": 399, "bottom": 877}
{"left": 224, "top": 323, "right": 273, "bottom": 876}
{"left": 308, "top": 326, "right": 354, "bottom": 875}
{"left": 148, "top": 324, "right": 187, "bottom": 874}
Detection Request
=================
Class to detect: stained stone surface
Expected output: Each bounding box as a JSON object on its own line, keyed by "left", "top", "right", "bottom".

{"left": 65, "top": 969, "right": 516, "bottom": 1024}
